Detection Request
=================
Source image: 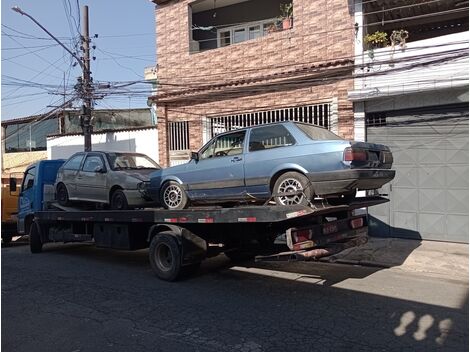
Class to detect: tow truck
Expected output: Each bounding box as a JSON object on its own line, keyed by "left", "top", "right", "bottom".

{"left": 14, "top": 160, "right": 389, "bottom": 281}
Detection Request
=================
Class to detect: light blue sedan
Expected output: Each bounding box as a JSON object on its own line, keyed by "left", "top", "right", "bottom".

{"left": 148, "top": 122, "right": 395, "bottom": 209}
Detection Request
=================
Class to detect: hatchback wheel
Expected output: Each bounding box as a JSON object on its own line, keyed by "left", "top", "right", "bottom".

{"left": 56, "top": 183, "right": 69, "bottom": 206}
{"left": 160, "top": 181, "right": 188, "bottom": 210}
{"left": 273, "top": 172, "right": 313, "bottom": 206}
{"left": 110, "top": 189, "right": 129, "bottom": 210}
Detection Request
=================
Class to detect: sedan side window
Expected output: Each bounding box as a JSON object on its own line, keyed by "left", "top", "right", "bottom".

{"left": 82, "top": 156, "right": 104, "bottom": 173}
{"left": 63, "top": 154, "right": 84, "bottom": 170}
{"left": 249, "top": 125, "right": 296, "bottom": 152}
{"left": 200, "top": 131, "right": 246, "bottom": 159}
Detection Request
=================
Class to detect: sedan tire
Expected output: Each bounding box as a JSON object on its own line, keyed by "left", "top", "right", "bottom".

{"left": 273, "top": 172, "right": 313, "bottom": 206}
{"left": 160, "top": 181, "right": 188, "bottom": 210}
{"left": 110, "top": 189, "right": 129, "bottom": 210}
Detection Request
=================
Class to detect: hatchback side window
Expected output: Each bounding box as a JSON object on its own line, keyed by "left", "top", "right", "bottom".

{"left": 249, "top": 125, "right": 296, "bottom": 152}
{"left": 82, "top": 155, "right": 105, "bottom": 173}
{"left": 63, "top": 154, "right": 84, "bottom": 170}
{"left": 21, "top": 167, "right": 36, "bottom": 191}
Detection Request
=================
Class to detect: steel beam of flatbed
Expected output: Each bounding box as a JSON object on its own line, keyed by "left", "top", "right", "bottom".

{"left": 35, "top": 197, "right": 389, "bottom": 224}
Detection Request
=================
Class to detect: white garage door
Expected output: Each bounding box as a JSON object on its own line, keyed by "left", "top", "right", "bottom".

{"left": 367, "top": 104, "right": 469, "bottom": 243}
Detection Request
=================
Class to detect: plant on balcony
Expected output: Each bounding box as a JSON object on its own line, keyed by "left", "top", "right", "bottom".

{"left": 279, "top": 3, "right": 293, "bottom": 30}
{"left": 364, "top": 31, "right": 388, "bottom": 48}
{"left": 390, "top": 29, "right": 409, "bottom": 49}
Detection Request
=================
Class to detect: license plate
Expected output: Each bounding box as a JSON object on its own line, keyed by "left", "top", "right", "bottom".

{"left": 323, "top": 223, "right": 338, "bottom": 235}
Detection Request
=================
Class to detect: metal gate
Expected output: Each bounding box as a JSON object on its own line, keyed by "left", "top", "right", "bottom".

{"left": 367, "top": 104, "right": 469, "bottom": 243}
{"left": 208, "top": 103, "right": 331, "bottom": 138}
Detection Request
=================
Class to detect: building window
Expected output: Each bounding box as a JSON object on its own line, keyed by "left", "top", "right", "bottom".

{"left": 216, "top": 19, "right": 276, "bottom": 48}
{"left": 366, "top": 113, "right": 387, "bottom": 127}
{"left": 190, "top": 0, "right": 293, "bottom": 52}
{"left": 4, "top": 117, "right": 59, "bottom": 153}
{"left": 168, "top": 121, "right": 190, "bottom": 151}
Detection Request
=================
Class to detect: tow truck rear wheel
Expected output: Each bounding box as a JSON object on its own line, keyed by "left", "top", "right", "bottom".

{"left": 29, "top": 222, "right": 43, "bottom": 254}
{"left": 149, "top": 232, "right": 182, "bottom": 281}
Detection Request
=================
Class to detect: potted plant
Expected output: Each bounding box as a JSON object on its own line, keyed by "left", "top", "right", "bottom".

{"left": 390, "top": 29, "right": 409, "bottom": 49}
{"left": 364, "top": 31, "right": 388, "bottom": 49}
{"left": 279, "top": 3, "right": 293, "bottom": 30}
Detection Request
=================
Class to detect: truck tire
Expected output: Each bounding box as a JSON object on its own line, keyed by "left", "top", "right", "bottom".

{"left": 2, "top": 235, "right": 12, "bottom": 246}
{"left": 149, "top": 232, "right": 182, "bottom": 281}
{"left": 29, "top": 222, "right": 43, "bottom": 254}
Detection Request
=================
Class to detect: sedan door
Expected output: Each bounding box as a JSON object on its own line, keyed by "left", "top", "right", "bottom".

{"left": 244, "top": 124, "right": 297, "bottom": 197}
{"left": 76, "top": 154, "right": 108, "bottom": 203}
{"left": 186, "top": 130, "right": 247, "bottom": 201}
{"left": 60, "top": 153, "right": 85, "bottom": 199}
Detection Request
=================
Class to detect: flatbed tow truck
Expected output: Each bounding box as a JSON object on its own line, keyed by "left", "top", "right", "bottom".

{"left": 17, "top": 160, "right": 389, "bottom": 281}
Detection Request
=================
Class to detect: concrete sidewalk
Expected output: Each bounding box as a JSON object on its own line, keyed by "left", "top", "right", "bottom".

{"left": 324, "top": 237, "right": 469, "bottom": 281}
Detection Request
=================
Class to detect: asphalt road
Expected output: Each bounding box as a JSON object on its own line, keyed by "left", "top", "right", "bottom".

{"left": 2, "top": 241, "right": 468, "bottom": 352}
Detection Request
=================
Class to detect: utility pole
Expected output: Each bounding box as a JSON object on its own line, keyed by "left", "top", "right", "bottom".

{"left": 81, "top": 5, "right": 93, "bottom": 151}
{"left": 12, "top": 5, "right": 94, "bottom": 152}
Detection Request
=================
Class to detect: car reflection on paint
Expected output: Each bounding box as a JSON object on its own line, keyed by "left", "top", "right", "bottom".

{"left": 55, "top": 151, "right": 161, "bottom": 210}
{"left": 148, "top": 121, "right": 395, "bottom": 210}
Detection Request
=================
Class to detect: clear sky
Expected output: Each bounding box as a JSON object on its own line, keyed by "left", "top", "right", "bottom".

{"left": 1, "top": 0, "right": 157, "bottom": 120}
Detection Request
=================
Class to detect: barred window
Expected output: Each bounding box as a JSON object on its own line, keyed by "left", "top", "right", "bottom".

{"left": 168, "top": 121, "right": 190, "bottom": 151}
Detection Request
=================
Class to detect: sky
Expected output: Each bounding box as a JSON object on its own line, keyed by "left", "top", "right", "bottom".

{"left": 1, "top": 0, "right": 157, "bottom": 120}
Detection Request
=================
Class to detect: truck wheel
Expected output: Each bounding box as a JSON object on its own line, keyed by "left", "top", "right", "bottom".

{"left": 110, "top": 189, "right": 129, "bottom": 210}
{"left": 273, "top": 172, "right": 313, "bottom": 206}
{"left": 2, "top": 235, "right": 12, "bottom": 246}
{"left": 56, "top": 183, "right": 69, "bottom": 206}
{"left": 160, "top": 181, "right": 188, "bottom": 210}
{"left": 149, "top": 232, "right": 182, "bottom": 281}
{"left": 29, "top": 222, "right": 43, "bottom": 254}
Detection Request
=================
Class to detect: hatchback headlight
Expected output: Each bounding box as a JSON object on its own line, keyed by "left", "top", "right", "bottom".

{"left": 137, "top": 181, "right": 150, "bottom": 190}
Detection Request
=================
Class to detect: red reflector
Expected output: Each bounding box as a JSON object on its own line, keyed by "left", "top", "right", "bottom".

{"left": 178, "top": 217, "right": 188, "bottom": 223}
{"left": 164, "top": 218, "right": 178, "bottom": 223}
{"left": 350, "top": 218, "right": 364, "bottom": 229}
{"left": 293, "top": 229, "right": 312, "bottom": 243}
{"left": 238, "top": 217, "right": 257, "bottom": 223}
{"left": 198, "top": 218, "right": 214, "bottom": 223}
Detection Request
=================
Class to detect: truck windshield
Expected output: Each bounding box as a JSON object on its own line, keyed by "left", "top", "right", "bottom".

{"left": 106, "top": 153, "right": 161, "bottom": 170}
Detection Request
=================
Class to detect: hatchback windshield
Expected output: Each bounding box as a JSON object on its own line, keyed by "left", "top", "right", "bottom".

{"left": 106, "top": 153, "right": 160, "bottom": 170}
{"left": 295, "top": 123, "right": 343, "bottom": 140}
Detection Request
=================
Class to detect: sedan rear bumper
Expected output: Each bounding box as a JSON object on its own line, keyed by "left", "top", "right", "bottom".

{"left": 306, "top": 169, "right": 395, "bottom": 195}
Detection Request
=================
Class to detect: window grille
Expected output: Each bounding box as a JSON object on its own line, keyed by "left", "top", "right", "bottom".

{"left": 168, "top": 121, "right": 190, "bottom": 151}
{"left": 208, "top": 103, "right": 331, "bottom": 138}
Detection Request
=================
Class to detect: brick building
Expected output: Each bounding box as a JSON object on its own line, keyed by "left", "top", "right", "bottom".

{"left": 149, "top": 0, "right": 356, "bottom": 167}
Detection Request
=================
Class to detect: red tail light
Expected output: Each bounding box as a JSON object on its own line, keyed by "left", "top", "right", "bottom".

{"left": 344, "top": 147, "right": 367, "bottom": 161}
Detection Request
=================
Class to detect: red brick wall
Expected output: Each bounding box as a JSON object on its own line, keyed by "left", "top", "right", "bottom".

{"left": 153, "top": 0, "right": 355, "bottom": 166}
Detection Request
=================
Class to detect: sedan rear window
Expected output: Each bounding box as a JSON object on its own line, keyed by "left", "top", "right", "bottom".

{"left": 249, "top": 125, "right": 295, "bottom": 151}
{"left": 295, "top": 123, "right": 343, "bottom": 140}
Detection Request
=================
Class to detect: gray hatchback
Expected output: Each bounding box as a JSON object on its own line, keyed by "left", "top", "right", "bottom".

{"left": 55, "top": 151, "right": 160, "bottom": 210}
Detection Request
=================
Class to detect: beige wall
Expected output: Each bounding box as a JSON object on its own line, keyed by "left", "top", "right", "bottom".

{"left": 1, "top": 151, "right": 47, "bottom": 179}
{"left": 153, "top": 0, "right": 355, "bottom": 166}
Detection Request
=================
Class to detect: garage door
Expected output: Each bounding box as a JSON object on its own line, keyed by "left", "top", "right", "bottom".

{"left": 366, "top": 104, "right": 469, "bottom": 243}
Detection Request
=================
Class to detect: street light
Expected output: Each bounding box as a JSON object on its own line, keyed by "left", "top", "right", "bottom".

{"left": 11, "top": 6, "right": 83, "bottom": 69}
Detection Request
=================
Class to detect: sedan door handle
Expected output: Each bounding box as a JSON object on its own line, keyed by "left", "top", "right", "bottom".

{"left": 231, "top": 156, "right": 243, "bottom": 162}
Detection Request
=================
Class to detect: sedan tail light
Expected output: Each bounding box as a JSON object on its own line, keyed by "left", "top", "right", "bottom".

{"left": 344, "top": 147, "right": 367, "bottom": 162}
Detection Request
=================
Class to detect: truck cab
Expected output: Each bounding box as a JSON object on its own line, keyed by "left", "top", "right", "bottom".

{"left": 17, "top": 160, "right": 65, "bottom": 235}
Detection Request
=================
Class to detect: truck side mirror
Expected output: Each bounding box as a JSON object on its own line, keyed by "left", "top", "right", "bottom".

{"left": 190, "top": 151, "right": 199, "bottom": 162}
{"left": 9, "top": 178, "right": 17, "bottom": 192}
